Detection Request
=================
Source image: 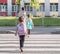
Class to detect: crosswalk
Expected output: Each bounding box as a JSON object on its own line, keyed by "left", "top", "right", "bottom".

{"left": 0, "top": 34, "right": 60, "bottom": 54}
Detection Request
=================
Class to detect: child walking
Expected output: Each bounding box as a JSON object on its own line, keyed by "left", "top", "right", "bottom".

{"left": 15, "top": 16, "right": 27, "bottom": 52}
{"left": 26, "top": 14, "right": 34, "bottom": 35}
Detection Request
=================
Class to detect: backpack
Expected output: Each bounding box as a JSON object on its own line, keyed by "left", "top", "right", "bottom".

{"left": 17, "top": 23, "right": 26, "bottom": 35}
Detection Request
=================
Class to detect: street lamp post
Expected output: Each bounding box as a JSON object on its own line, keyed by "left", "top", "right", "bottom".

{"left": 42, "top": 12, "right": 45, "bottom": 33}
{"left": 42, "top": 12, "right": 45, "bottom": 27}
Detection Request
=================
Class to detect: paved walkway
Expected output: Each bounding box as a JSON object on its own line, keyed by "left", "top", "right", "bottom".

{"left": 0, "top": 34, "right": 60, "bottom": 54}
{"left": 0, "top": 26, "right": 60, "bottom": 34}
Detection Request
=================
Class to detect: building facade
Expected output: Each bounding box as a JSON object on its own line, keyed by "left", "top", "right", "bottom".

{"left": 0, "top": 0, "right": 60, "bottom": 16}
{"left": 0, "top": 0, "right": 16, "bottom": 16}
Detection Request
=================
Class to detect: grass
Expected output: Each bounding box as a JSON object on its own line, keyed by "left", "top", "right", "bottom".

{"left": 0, "top": 16, "right": 16, "bottom": 19}
{"left": 44, "top": 17, "right": 60, "bottom": 26}
{"left": 0, "top": 16, "right": 17, "bottom": 26}
{"left": 32, "top": 18, "right": 41, "bottom": 26}
{"left": 32, "top": 17, "right": 60, "bottom": 26}
{"left": 0, "top": 16, "right": 60, "bottom": 26}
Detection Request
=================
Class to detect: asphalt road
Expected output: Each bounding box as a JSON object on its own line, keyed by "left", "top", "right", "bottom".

{"left": 0, "top": 26, "right": 60, "bottom": 34}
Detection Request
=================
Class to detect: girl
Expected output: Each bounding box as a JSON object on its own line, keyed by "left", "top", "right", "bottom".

{"left": 18, "top": 7, "right": 26, "bottom": 19}
{"left": 26, "top": 14, "right": 34, "bottom": 35}
{"left": 15, "top": 16, "right": 27, "bottom": 52}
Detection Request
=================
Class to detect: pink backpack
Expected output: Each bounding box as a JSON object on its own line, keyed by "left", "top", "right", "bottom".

{"left": 18, "top": 23, "right": 26, "bottom": 35}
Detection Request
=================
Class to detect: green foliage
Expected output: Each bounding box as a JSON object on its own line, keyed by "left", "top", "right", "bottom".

{"left": 32, "top": 18, "right": 41, "bottom": 26}
{"left": 32, "top": 17, "right": 60, "bottom": 26}
{"left": 15, "top": 0, "right": 20, "bottom": 5}
{"left": 44, "top": 17, "right": 60, "bottom": 26}
{"left": 0, "top": 16, "right": 60, "bottom": 26}
{"left": 30, "top": 0, "right": 40, "bottom": 9}
{"left": 30, "top": 0, "right": 34, "bottom": 7}
{"left": 0, "top": 17, "right": 17, "bottom": 26}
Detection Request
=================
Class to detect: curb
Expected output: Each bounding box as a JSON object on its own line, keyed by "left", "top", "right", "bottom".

{"left": 0, "top": 31, "right": 15, "bottom": 34}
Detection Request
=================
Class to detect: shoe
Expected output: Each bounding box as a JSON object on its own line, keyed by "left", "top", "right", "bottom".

{"left": 21, "top": 49, "right": 23, "bottom": 52}
{"left": 28, "top": 36, "right": 29, "bottom": 38}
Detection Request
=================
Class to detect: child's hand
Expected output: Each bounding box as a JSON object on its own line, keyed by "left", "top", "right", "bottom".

{"left": 25, "top": 34, "right": 29, "bottom": 38}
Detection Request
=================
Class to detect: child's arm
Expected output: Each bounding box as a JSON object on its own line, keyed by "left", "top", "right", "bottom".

{"left": 24, "top": 24, "right": 29, "bottom": 37}
{"left": 31, "top": 19, "right": 34, "bottom": 27}
{"left": 15, "top": 26, "right": 18, "bottom": 36}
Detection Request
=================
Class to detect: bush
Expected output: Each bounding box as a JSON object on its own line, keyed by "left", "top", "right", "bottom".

{"left": 0, "top": 16, "right": 17, "bottom": 26}
{"left": 0, "top": 16, "right": 40, "bottom": 26}
{"left": 32, "top": 18, "right": 41, "bottom": 26}
{"left": 0, "top": 16, "right": 60, "bottom": 26}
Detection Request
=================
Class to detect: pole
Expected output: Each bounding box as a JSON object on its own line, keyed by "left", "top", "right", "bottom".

{"left": 42, "top": 12, "right": 45, "bottom": 27}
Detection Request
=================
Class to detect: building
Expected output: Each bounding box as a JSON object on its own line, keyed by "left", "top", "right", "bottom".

{"left": 0, "top": 0, "right": 60, "bottom": 16}
{"left": 0, "top": 0, "right": 17, "bottom": 16}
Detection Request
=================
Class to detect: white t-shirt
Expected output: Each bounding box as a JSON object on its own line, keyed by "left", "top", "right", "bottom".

{"left": 19, "top": 11, "right": 26, "bottom": 17}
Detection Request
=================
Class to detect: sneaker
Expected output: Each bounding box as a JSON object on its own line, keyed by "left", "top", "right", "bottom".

{"left": 21, "top": 49, "right": 23, "bottom": 52}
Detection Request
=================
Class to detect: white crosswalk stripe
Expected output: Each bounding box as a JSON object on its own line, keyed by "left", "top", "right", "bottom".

{"left": 0, "top": 34, "right": 60, "bottom": 54}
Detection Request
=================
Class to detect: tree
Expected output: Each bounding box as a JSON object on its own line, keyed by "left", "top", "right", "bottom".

{"left": 30, "top": 0, "right": 40, "bottom": 9}
{"left": 15, "top": 0, "right": 20, "bottom": 5}
{"left": 15, "top": 0, "right": 21, "bottom": 26}
{"left": 30, "top": 0, "right": 40, "bottom": 17}
{"left": 15, "top": 0, "right": 21, "bottom": 14}
{"left": 15, "top": 0, "right": 40, "bottom": 13}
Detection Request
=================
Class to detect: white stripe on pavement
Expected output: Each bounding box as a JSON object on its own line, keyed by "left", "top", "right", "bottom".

{"left": 0, "top": 44, "right": 60, "bottom": 47}
{"left": 23, "top": 48, "right": 60, "bottom": 51}
{"left": 0, "top": 41, "right": 60, "bottom": 44}
{"left": 0, "top": 48, "right": 60, "bottom": 51}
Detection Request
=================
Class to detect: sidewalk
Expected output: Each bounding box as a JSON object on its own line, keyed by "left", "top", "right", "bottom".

{"left": 0, "top": 26, "right": 60, "bottom": 34}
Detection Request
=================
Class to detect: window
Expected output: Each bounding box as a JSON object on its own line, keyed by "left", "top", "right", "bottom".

{"left": 5, "top": 5, "right": 7, "bottom": 11}
{"left": 30, "top": 6, "right": 32, "bottom": 11}
{"left": 12, "top": 5, "right": 18, "bottom": 12}
{"left": 0, "top": 4, "right": 7, "bottom": 12}
{"left": 27, "top": 5, "right": 29, "bottom": 11}
{"left": 40, "top": 3, "right": 45, "bottom": 11}
{"left": 50, "top": 3, "right": 58, "bottom": 11}
{"left": 25, "top": 3, "right": 33, "bottom": 11}
{"left": 0, "top": 5, "right": 1, "bottom": 11}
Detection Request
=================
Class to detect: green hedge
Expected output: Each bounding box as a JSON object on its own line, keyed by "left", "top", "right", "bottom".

{"left": 0, "top": 16, "right": 41, "bottom": 26}
{"left": 32, "top": 18, "right": 41, "bottom": 26}
{"left": 0, "top": 19, "right": 17, "bottom": 26}
{"left": 0, "top": 16, "right": 60, "bottom": 26}
{"left": 44, "top": 17, "right": 60, "bottom": 26}
{"left": 32, "top": 17, "right": 60, "bottom": 26}
{"left": 0, "top": 16, "right": 17, "bottom": 26}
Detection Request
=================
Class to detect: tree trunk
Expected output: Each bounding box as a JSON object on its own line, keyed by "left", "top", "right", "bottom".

{"left": 16, "top": 0, "right": 20, "bottom": 16}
